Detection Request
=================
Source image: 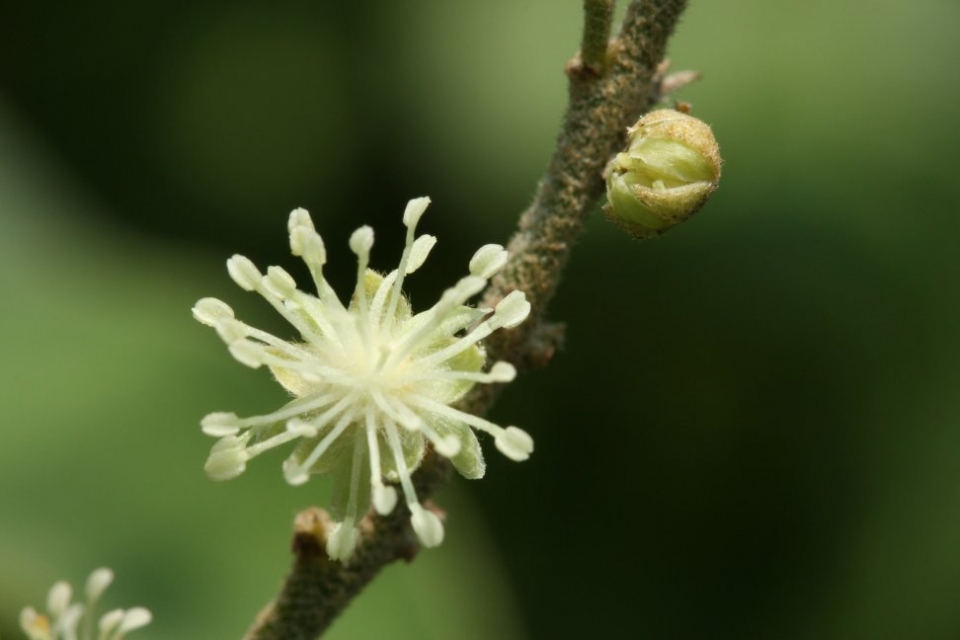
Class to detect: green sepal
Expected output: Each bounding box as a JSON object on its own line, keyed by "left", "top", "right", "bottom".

{"left": 327, "top": 435, "right": 372, "bottom": 522}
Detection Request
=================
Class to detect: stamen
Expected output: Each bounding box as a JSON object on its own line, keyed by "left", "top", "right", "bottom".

{"left": 409, "top": 504, "right": 445, "bottom": 548}
{"left": 254, "top": 348, "right": 352, "bottom": 386}
{"left": 284, "top": 404, "right": 358, "bottom": 485}
{"left": 226, "top": 255, "right": 262, "bottom": 291}
{"left": 117, "top": 608, "right": 153, "bottom": 634}
{"left": 85, "top": 568, "right": 113, "bottom": 602}
{"left": 237, "top": 324, "right": 322, "bottom": 363}
{"left": 286, "top": 291, "right": 344, "bottom": 343}
{"left": 383, "top": 418, "right": 421, "bottom": 509}
{"left": 204, "top": 435, "right": 250, "bottom": 480}
{"left": 408, "top": 361, "right": 517, "bottom": 384}
{"left": 415, "top": 292, "right": 530, "bottom": 370}
{"left": 468, "top": 244, "right": 508, "bottom": 279}
{"left": 406, "top": 235, "right": 437, "bottom": 274}
{"left": 406, "top": 394, "right": 507, "bottom": 438}
{"left": 245, "top": 421, "right": 317, "bottom": 458}
{"left": 385, "top": 275, "right": 487, "bottom": 369}
{"left": 215, "top": 318, "right": 249, "bottom": 344}
{"left": 218, "top": 391, "right": 340, "bottom": 431}
{"left": 287, "top": 207, "right": 314, "bottom": 236}
{"left": 495, "top": 426, "right": 534, "bottom": 462}
{"left": 349, "top": 226, "right": 375, "bottom": 260}
{"left": 99, "top": 609, "right": 125, "bottom": 636}
{"left": 402, "top": 196, "right": 431, "bottom": 228}
{"left": 248, "top": 276, "right": 327, "bottom": 347}
{"left": 46, "top": 582, "right": 71, "bottom": 617}
{"left": 372, "top": 391, "right": 422, "bottom": 430}
{"left": 367, "top": 270, "right": 398, "bottom": 326}
{"left": 384, "top": 202, "right": 427, "bottom": 332}
{"left": 192, "top": 297, "right": 234, "bottom": 326}
{"left": 419, "top": 421, "right": 461, "bottom": 458}
{"left": 262, "top": 266, "right": 298, "bottom": 299}
{"left": 365, "top": 409, "right": 398, "bottom": 515}
{"left": 59, "top": 604, "right": 84, "bottom": 638}
{"left": 488, "top": 361, "right": 517, "bottom": 382}
{"left": 372, "top": 483, "right": 398, "bottom": 517}
{"left": 286, "top": 418, "right": 319, "bottom": 438}
{"left": 326, "top": 519, "right": 359, "bottom": 562}
{"left": 20, "top": 608, "right": 47, "bottom": 638}
{"left": 342, "top": 427, "right": 366, "bottom": 521}
{"left": 201, "top": 412, "right": 241, "bottom": 437}
{"left": 228, "top": 339, "right": 265, "bottom": 368}
{"left": 349, "top": 226, "right": 375, "bottom": 343}
{"left": 488, "top": 290, "right": 531, "bottom": 330}
{"left": 382, "top": 420, "right": 444, "bottom": 553}
{"left": 291, "top": 225, "right": 339, "bottom": 305}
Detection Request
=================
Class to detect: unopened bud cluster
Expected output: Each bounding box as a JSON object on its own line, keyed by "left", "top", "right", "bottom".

{"left": 604, "top": 109, "right": 721, "bottom": 239}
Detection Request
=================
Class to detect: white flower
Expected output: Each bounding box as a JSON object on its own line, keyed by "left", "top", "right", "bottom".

{"left": 20, "top": 568, "right": 152, "bottom": 640}
{"left": 194, "top": 197, "right": 533, "bottom": 560}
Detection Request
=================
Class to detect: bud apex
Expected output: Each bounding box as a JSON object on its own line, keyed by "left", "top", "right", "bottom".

{"left": 604, "top": 109, "right": 721, "bottom": 239}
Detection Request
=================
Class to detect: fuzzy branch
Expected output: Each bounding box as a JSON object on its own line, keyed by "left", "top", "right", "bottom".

{"left": 243, "top": 1, "right": 689, "bottom": 638}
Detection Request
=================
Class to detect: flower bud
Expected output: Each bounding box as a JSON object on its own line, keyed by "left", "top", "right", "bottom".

{"left": 604, "top": 109, "right": 721, "bottom": 239}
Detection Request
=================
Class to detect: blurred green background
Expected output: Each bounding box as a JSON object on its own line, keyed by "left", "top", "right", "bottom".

{"left": 2, "top": 1, "right": 959, "bottom": 638}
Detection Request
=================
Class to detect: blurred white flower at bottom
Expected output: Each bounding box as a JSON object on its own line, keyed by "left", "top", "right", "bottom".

{"left": 20, "top": 568, "right": 151, "bottom": 640}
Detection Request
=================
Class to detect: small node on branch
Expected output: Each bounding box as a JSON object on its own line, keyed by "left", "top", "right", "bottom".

{"left": 292, "top": 507, "right": 335, "bottom": 555}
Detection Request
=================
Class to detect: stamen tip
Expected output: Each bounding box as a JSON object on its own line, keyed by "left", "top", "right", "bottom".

{"left": 492, "top": 291, "right": 531, "bottom": 329}
{"left": 201, "top": 412, "right": 241, "bottom": 436}
{"left": 226, "top": 255, "right": 262, "bottom": 291}
{"left": 98, "top": 609, "right": 124, "bottom": 634}
{"left": 469, "top": 244, "right": 508, "bottom": 279}
{"left": 283, "top": 460, "right": 310, "bottom": 486}
{"left": 205, "top": 437, "right": 249, "bottom": 481}
{"left": 489, "top": 361, "right": 517, "bottom": 382}
{"left": 118, "top": 607, "right": 153, "bottom": 633}
{"left": 288, "top": 207, "right": 314, "bottom": 234}
{"left": 434, "top": 434, "right": 461, "bottom": 458}
{"left": 192, "top": 297, "right": 234, "bottom": 326}
{"left": 264, "top": 266, "right": 297, "bottom": 299}
{"left": 410, "top": 505, "right": 445, "bottom": 548}
{"left": 405, "top": 234, "right": 437, "bottom": 274}
{"left": 228, "top": 340, "right": 265, "bottom": 368}
{"left": 349, "top": 226, "right": 374, "bottom": 257}
{"left": 326, "top": 521, "right": 360, "bottom": 561}
{"left": 85, "top": 568, "right": 114, "bottom": 601}
{"left": 286, "top": 419, "right": 318, "bottom": 438}
{"left": 402, "top": 196, "right": 431, "bottom": 228}
{"left": 495, "top": 426, "right": 534, "bottom": 462}
{"left": 373, "top": 485, "right": 398, "bottom": 515}
{"left": 46, "top": 582, "right": 71, "bottom": 617}
{"left": 215, "top": 318, "right": 248, "bottom": 344}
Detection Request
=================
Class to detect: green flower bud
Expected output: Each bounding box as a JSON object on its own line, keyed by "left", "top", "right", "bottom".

{"left": 604, "top": 109, "right": 721, "bottom": 239}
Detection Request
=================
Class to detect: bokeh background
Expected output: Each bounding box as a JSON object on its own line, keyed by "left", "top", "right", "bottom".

{"left": 2, "top": 1, "right": 959, "bottom": 638}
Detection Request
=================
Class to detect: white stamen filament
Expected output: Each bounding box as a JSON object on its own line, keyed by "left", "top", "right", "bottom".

{"left": 223, "top": 391, "right": 340, "bottom": 430}
{"left": 365, "top": 410, "right": 398, "bottom": 515}
{"left": 383, "top": 276, "right": 487, "bottom": 370}
{"left": 407, "top": 394, "right": 507, "bottom": 439}
{"left": 384, "top": 418, "right": 420, "bottom": 509}
{"left": 343, "top": 427, "right": 366, "bottom": 522}
{"left": 383, "top": 213, "right": 421, "bottom": 333}
{"left": 290, "top": 405, "right": 359, "bottom": 480}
